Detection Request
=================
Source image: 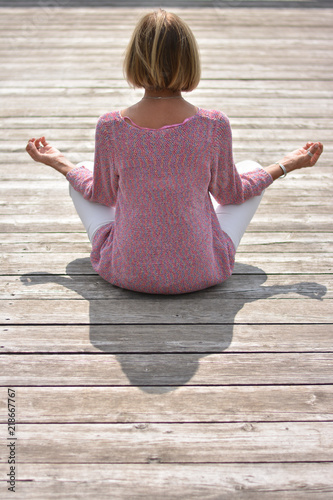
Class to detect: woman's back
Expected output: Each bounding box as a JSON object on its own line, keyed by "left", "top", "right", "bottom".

{"left": 66, "top": 108, "right": 273, "bottom": 294}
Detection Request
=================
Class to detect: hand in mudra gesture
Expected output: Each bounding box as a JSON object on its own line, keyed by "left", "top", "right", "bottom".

{"left": 26, "top": 136, "right": 75, "bottom": 176}
{"left": 279, "top": 141, "right": 323, "bottom": 173}
{"left": 26, "top": 136, "right": 65, "bottom": 167}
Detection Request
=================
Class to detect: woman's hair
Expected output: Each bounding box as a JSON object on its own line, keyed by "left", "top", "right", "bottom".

{"left": 123, "top": 10, "right": 201, "bottom": 92}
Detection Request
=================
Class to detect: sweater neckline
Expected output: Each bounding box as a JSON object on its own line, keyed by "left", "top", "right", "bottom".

{"left": 118, "top": 108, "right": 200, "bottom": 131}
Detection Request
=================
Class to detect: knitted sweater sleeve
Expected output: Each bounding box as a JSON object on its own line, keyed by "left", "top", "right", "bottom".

{"left": 66, "top": 115, "right": 118, "bottom": 207}
{"left": 208, "top": 112, "right": 273, "bottom": 205}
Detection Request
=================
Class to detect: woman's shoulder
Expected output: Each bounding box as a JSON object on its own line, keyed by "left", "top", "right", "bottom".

{"left": 96, "top": 111, "right": 121, "bottom": 129}
{"left": 197, "top": 109, "right": 232, "bottom": 141}
{"left": 198, "top": 108, "right": 230, "bottom": 125}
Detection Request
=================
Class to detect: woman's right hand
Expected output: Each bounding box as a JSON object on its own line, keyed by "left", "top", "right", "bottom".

{"left": 278, "top": 141, "right": 323, "bottom": 174}
{"left": 26, "top": 136, "right": 76, "bottom": 176}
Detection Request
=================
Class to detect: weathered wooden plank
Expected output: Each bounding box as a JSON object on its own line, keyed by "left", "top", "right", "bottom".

{"left": 1, "top": 78, "right": 333, "bottom": 91}
{"left": 2, "top": 53, "right": 333, "bottom": 67}
{"left": 1, "top": 191, "right": 331, "bottom": 205}
{"left": 1, "top": 252, "right": 331, "bottom": 275}
{"left": 3, "top": 63, "right": 332, "bottom": 83}
{"left": 0, "top": 422, "right": 332, "bottom": 462}
{"left": 0, "top": 232, "right": 332, "bottom": 254}
{"left": 3, "top": 156, "right": 332, "bottom": 169}
{"left": 3, "top": 159, "right": 332, "bottom": 172}
{"left": 1, "top": 42, "right": 333, "bottom": 55}
{"left": 2, "top": 38, "right": 333, "bottom": 55}
{"left": 3, "top": 153, "right": 333, "bottom": 168}
{"left": 2, "top": 25, "right": 333, "bottom": 40}
{"left": 0, "top": 463, "right": 332, "bottom": 500}
{"left": 1, "top": 132, "right": 333, "bottom": 152}
{"left": 238, "top": 234, "right": 333, "bottom": 252}
{"left": 3, "top": 143, "right": 333, "bottom": 164}
{"left": 0, "top": 1, "right": 330, "bottom": 10}
{"left": 1, "top": 385, "right": 332, "bottom": 423}
{"left": 2, "top": 140, "right": 333, "bottom": 155}
{"left": 3, "top": 20, "right": 333, "bottom": 34}
{"left": 4, "top": 32, "right": 332, "bottom": 45}
{"left": 0, "top": 50, "right": 333, "bottom": 71}
{"left": 0, "top": 232, "right": 90, "bottom": 253}
{"left": 1, "top": 193, "right": 332, "bottom": 214}
{"left": 1, "top": 97, "right": 332, "bottom": 117}
{"left": 2, "top": 127, "right": 333, "bottom": 143}
{"left": 0, "top": 323, "right": 332, "bottom": 353}
{"left": 1, "top": 7, "right": 333, "bottom": 25}
{"left": 1, "top": 199, "right": 331, "bottom": 215}
{"left": 1, "top": 170, "right": 331, "bottom": 193}
{"left": 2, "top": 274, "right": 330, "bottom": 300}
{"left": 1, "top": 116, "right": 332, "bottom": 131}
{"left": 4, "top": 68, "right": 332, "bottom": 82}
{"left": 1, "top": 219, "right": 332, "bottom": 233}
{"left": 1, "top": 296, "right": 332, "bottom": 324}
{"left": 1, "top": 353, "right": 333, "bottom": 385}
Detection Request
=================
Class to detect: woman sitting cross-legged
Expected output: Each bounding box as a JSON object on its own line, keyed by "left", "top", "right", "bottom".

{"left": 26, "top": 9, "right": 323, "bottom": 294}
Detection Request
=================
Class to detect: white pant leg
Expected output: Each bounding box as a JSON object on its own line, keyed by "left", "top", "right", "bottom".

{"left": 69, "top": 161, "right": 116, "bottom": 242}
{"left": 212, "top": 160, "right": 265, "bottom": 250}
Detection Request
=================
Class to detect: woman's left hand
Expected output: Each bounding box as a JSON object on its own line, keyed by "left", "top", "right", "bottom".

{"left": 26, "top": 136, "right": 75, "bottom": 176}
{"left": 279, "top": 141, "right": 324, "bottom": 173}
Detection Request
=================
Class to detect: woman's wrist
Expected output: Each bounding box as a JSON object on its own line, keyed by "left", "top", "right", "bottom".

{"left": 264, "top": 163, "right": 289, "bottom": 181}
{"left": 49, "top": 156, "right": 76, "bottom": 176}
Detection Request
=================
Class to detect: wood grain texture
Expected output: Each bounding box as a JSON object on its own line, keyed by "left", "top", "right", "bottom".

{"left": 0, "top": 463, "right": 332, "bottom": 500}
{"left": 0, "top": 385, "right": 332, "bottom": 422}
{"left": 1, "top": 297, "right": 332, "bottom": 324}
{"left": 1, "top": 324, "right": 332, "bottom": 353}
{"left": 1, "top": 252, "right": 332, "bottom": 274}
{"left": 0, "top": 232, "right": 332, "bottom": 254}
{"left": 1, "top": 353, "right": 333, "bottom": 386}
{"left": 0, "top": 422, "right": 332, "bottom": 462}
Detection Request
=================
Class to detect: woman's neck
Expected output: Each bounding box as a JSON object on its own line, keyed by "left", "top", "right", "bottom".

{"left": 120, "top": 88, "right": 197, "bottom": 129}
{"left": 142, "top": 89, "right": 183, "bottom": 100}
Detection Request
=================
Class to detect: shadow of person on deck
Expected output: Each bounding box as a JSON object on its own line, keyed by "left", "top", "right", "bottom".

{"left": 20, "top": 259, "right": 327, "bottom": 393}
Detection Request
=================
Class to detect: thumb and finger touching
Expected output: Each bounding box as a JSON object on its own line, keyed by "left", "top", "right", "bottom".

{"left": 308, "top": 142, "right": 323, "bottom": 166}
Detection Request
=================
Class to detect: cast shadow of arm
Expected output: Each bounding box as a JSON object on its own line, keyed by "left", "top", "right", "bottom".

{"left": 254, "top": 282, "right": 327, "bottom": 301}
{"left": 231, "top": 262, "right": 327, "bottom": 301}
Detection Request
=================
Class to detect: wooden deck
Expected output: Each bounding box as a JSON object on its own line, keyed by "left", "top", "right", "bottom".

{"left": 0, "top": 1, "right": 333, "bottom": 498}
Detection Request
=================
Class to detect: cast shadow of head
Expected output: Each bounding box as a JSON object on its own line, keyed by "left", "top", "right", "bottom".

{"left": 21, "top": 258, "right": 327, "bottom": 394}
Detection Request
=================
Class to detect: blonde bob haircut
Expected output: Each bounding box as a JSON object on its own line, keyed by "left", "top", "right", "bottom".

{"left": 123, "top": 10, "right": 201, "bottom": 92}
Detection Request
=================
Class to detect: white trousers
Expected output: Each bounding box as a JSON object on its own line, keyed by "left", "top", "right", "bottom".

{"left": 69, "top": 160, "right": 265, "bottom": 250}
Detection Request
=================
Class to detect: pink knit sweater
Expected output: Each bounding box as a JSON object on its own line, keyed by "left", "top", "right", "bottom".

{"left": 66, "top": 108, "right": 273, "bottom": 294}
